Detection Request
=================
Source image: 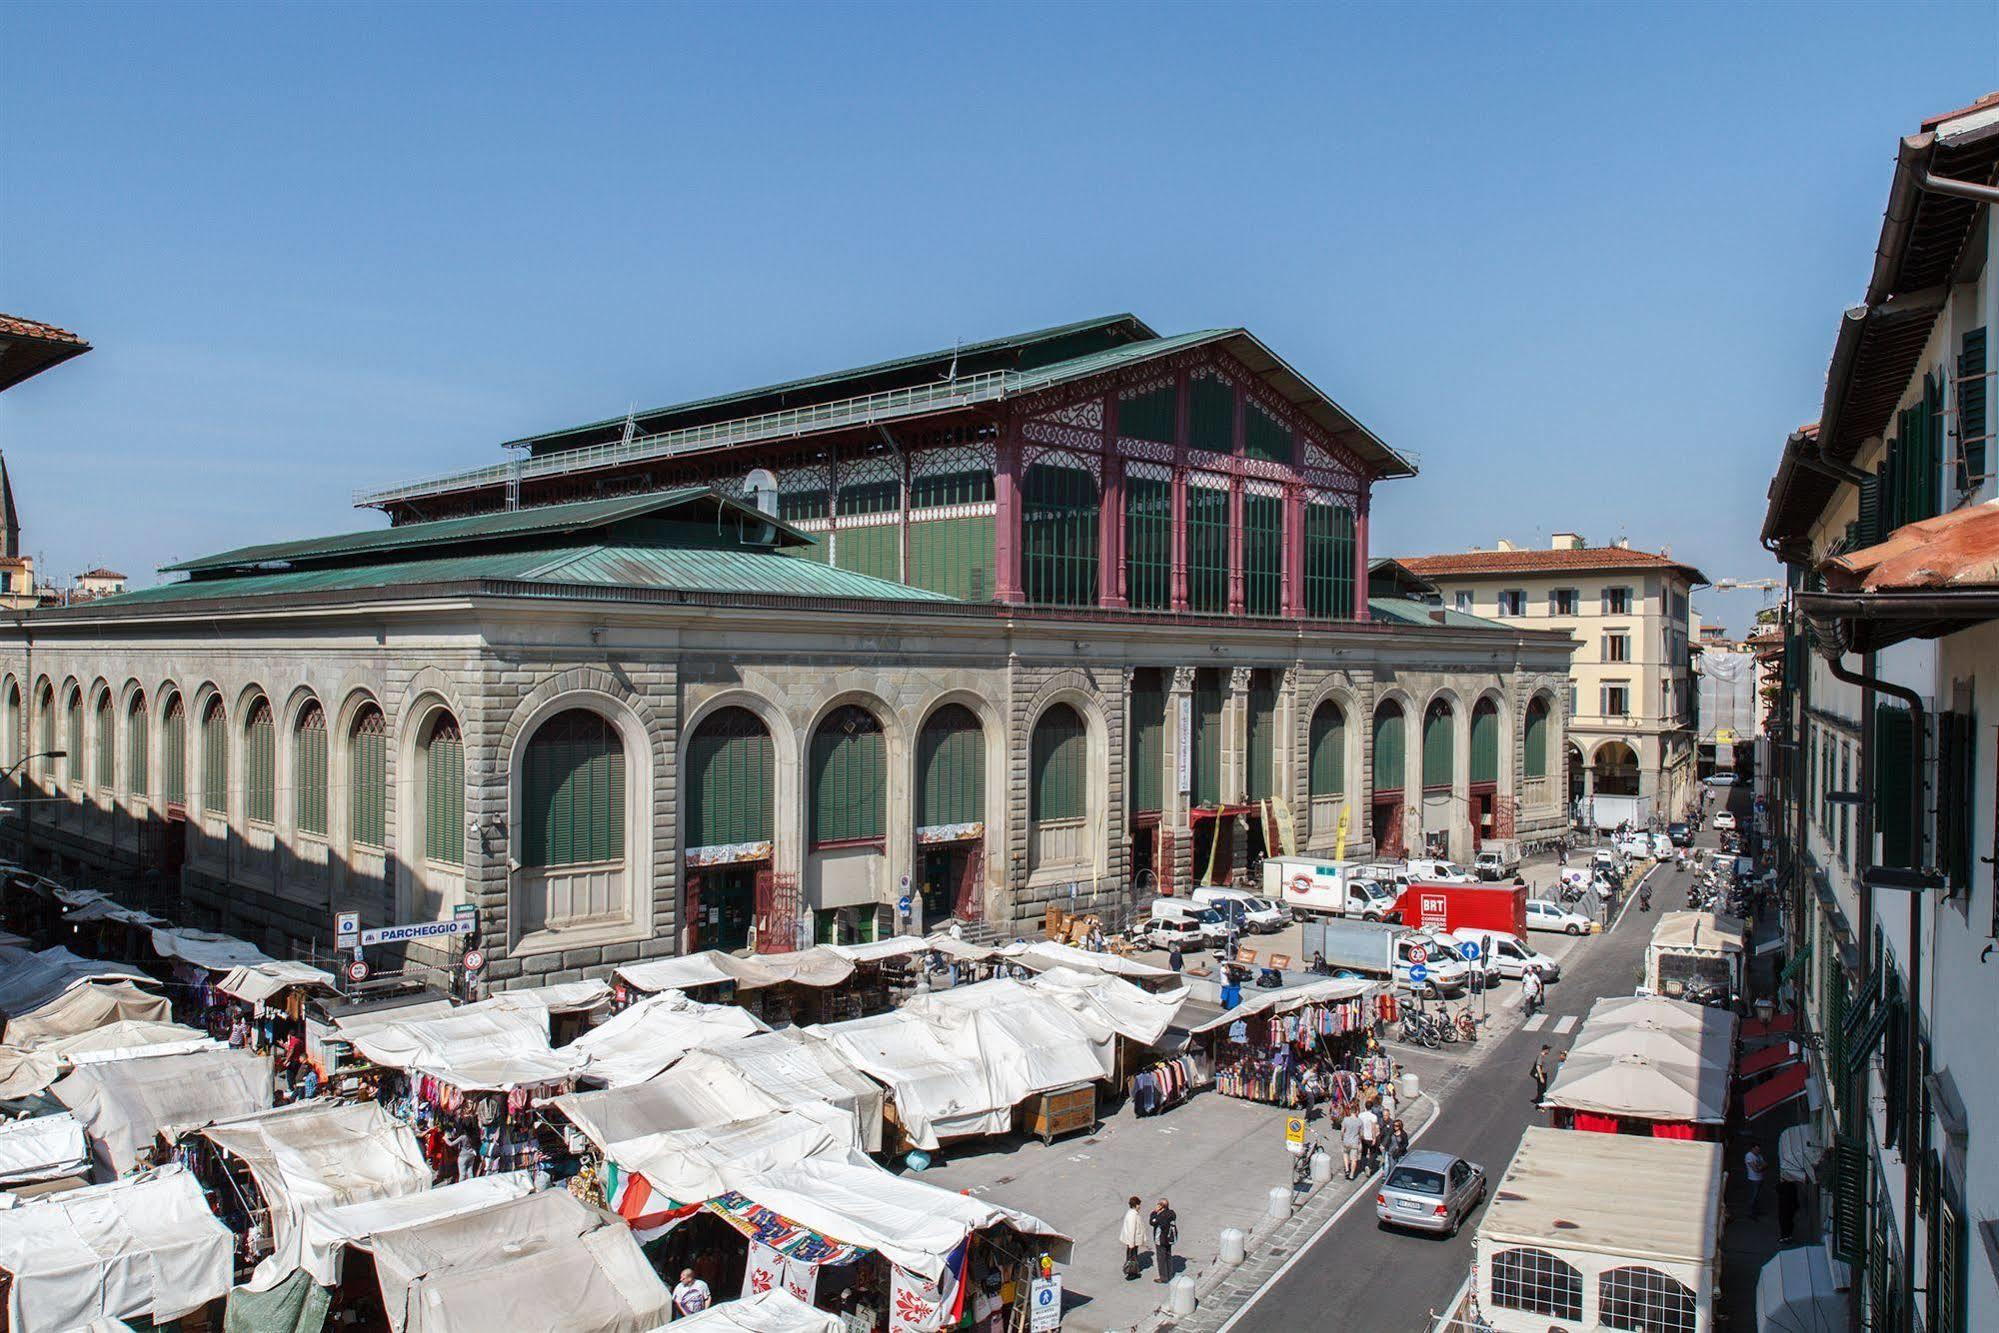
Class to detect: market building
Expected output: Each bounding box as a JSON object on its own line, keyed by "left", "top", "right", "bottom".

{"left": 1759, "top": 93, "right": 1999, "bottom": 1333}
{"left": 1400, "top": 536, "right": 1704, "bottom": 828}
{"left": 0, "top": 314, "right": 1574, "bottom": 989}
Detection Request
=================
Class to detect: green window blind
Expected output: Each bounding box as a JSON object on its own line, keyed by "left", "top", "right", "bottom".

{"left": 1373, "top": 706, "right": 1405, "bottom": 791}
{"left": 1117, "top": 386, "right": 1177, "bottom": 443}
{"left": 1857, "top": 471, "right": 1883, "bottom": 549}
{"left": 1303, "top": 501, "right": 1356, "bottom": 619}
{"left": 778, "top": 484, "right": 830, "bottom": 522}
{"left": 424, "top": 716, "right": 464, "bottom": 866}
{"left": 245, "top": 700, "right": 275, "bottom": 825}
{"left": 686, "top": 707, "right": 775, "bottom": 849}
{"left": 1245, "top": 676, "right": 1277, "bottom": 800}
{"left": 836, "top": 477, "right": 900, "bottom": 516}
{"left": 522, "top": 709, "right": 623, "bottom": 868}
{"left": 1470, "top": 702, "right": 1499, "bottom": 785}
{"left": 1030, "top": 705, "right": 1087, "bottom": 823}
{"left": 1188, "top": 376, "right": 1234, "bottom": 454}
{"left": 1309, "top": 703, "right": 1346, "bottom": 797}
{"left": 810, "top": 705, "right": 885, "bottom": 845}
{"left": 1128, "top": 679, "right": 1165, "bottom": 814}
{"left": 916, "top": 704, "right": 984, "bottom": 829}
{"left": 1185, "top": 482, "right": 1230, "bottom": 614}
{"left": 1830, "top": 1133, "right": 1868, "bottom": 1265}
{"left": 64, "top": 693, "right": 81, "bottom": 790}
{"left": 163, "top": 696, "right": 186, "bottom": 805}
{"left": 1124, "top": 474, "right": 1173, "bottom": 610}
{"left": 94, "top": 694, "right": 113, "bottom": 792}
{"left": 1192, "top": 673, "right": 1225, "bottom": 808}
{"left": 3, "top": 687, "right": 16, "bottom": 790}
{"left": 1874, "top": 702, "right": 1918, "bottom": 869}
{"left": 126, "top": 696, "right": 147, "bottom": 799}
{"left": 350, "top": 707, "right": 386, "bottom": 848}
{"left": 1021, "top": 461, "right": 1100, "bottom": 607}
{"left": 1244, "top": 401, "right": 1293, "bottom": 464}
{"left": 1959, "top": 328, "right": 1987, "bottom": 491}
{"left": 201, "top": 700, "right": 227, "bottom": 817}
{"left": 296, "top": 705, "right": 328, "bottom": 836}
{"left": 834, "top": 524, "right": 900, "bottom": 583}
{"left": 1523, "top": 698, "right": 1549, "bottom": 778}
{"left": 1242, "top": 492, "right": 1283, "bottom": 617}
{"left": 1422, "top": 702, "right": 1454, "bottom": 791}
{"left": 908, "top": 467, "right": 994, "bottom": 508}
{"left": 907, "top": 515, "right": 995, "bottom": 601}
{"left": 1936, "top": 710, "right": 1975, "bottom": 892}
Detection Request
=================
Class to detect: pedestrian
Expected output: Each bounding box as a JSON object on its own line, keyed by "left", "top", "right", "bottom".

{"left": 1149, "top": 1198, "right": 1177, "bottom": 1284}
{"left": 1522, "top": 966, "right": 1544, "bottom": 1016}
{"left": 1744, "top": 1143, "right": 1767, "bottom": 1216}
{"left": 1385, "top": 1118, "right": 1410, "bottom": 1168}
{"left": 1530, "top": 1046, "right": 1550, "bottom": 1104}
{"left": 1339, "top": 1105, "right": 1363, "bottom": 1179}
{"left": 1120, "top": 1195, "right": 1146, "bottom": 1280}
{"left": 1357, "top": 1101, "right": 1380, "bottom": 1172}
{"left": 1168, "top": 942, "right": 1183, "bottom": 974}
{"left": 444, "top": 1122, "right": 477, "bottom": 1183}
{"left": 672, "top": 1268, "right": 712, "bottom": 1318}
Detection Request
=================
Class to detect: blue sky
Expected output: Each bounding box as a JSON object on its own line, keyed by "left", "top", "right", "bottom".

{"left": 4, "top": 2, "right": 1995, "bottom": 633}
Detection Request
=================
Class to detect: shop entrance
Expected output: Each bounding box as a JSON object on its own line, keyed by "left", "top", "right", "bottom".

{"left": 1371, "top": 795, "right": 1405, "bottom": 858}
{"left": 1190, "top": 815, "right": 1236, "bottom": 885}
{"left": 917, "top": 841, "right": 980, "bottom": 925}
{"left": 1470, "top": 784, "right": 1497, "bottom": 845}
{"left": 1129, "top": 823, "right": 1157, "bottom": 895}
{"left": 689, "top": 864, "right": 758, "bottom": 952}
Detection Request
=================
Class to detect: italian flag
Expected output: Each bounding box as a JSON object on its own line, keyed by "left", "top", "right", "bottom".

{"left": 603, "top": 1161, "right": 695, "bottom": 1242}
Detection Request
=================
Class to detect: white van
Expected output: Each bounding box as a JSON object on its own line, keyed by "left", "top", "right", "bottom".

{"left": 1262, "top": 856, "right": 1398, "bottom": 920}
{"left": 1443, "top": 928, "right": 1561, "bottom": 983}
{"left": 1406, "top": 859, "right": 1476, "bottom": 885}
{"left": 1651, "top": 833, "right": 1674, "bottom": 859}
{"left": 1189, "top": 885, "right": 1289, "bottom": 933}
{"left": 1148, "top": 898, "right": 1229, "bottom": 945}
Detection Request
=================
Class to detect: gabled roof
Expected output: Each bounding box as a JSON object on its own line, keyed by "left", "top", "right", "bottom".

{"left": 1399, "top": 545, "right": 1707, "bottom": 585}
{"left": 75, "top": 568, "right": 125, "bottom": 581}
{"left": 1366, "top": 597, "right": 1512, "bottom": 630}
{"left": 0, "top": 314, "right": 90, "bottom": 392}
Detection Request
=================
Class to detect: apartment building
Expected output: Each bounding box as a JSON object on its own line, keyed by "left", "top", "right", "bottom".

{"left": 1401, "top": 534, "right": 1704, "bottom": 827}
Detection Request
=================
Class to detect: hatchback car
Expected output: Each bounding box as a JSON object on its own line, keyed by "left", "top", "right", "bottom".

{"left": 1376, "top": 1149, "right": 1485, "bottom": 1235}
{"left": 1524, "top": 898, "right": 1592, "bottom": 935}
{"left": 1713, "top": 810, "right": 1737, "bottom": 831}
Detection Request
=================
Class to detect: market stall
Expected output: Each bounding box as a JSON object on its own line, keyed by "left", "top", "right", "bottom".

{"left": 1544, "top": 996, "right": 1737, "bottom": 1138}
{"left": 1476, "top": 1127, "right": 1722, "bottom": 1333}
{"left": 997, "top": 939, "right": 1181, "bottom": 993}
{"left": 574, "top": 989, "right": 770, "bottom": 1088}
{"left": 823, "top": 934, "right": 1000, "bottom": 1002}
{"left": 0, "top": 1109, "right": 89, "bottom": 1187}
{"left": 0, "top": 946, "right": 164, "bottom": 1042}
{"left": 1187, "top": 977, "right": 1382, "bottom": 1109}
{"left": 486, "top": 978, "right": 613, "bottom": 1044}
{"left": 291, "top": 1169, "right": 535, "bottom": 1288}
{"left": 0, "top": 1165, "right": 234, "bottom": 1330}
{"left": 616, "top": 948, "right": 868, "bottom": 1028}
{"left": 1644, "top": 910, "right": 1748, "bottom": 1008}
{"left": 669, "top": 1288, "right": 844, "bottom": 1333}
{"left": 0, "top": 1016, "right": 218, "bottom": 1100}
{"left": 52, "top": 1044, "right": 274, "bottom": 1176}
{"left": 671, "top": 1029, "right": 885, "bottom": 1153}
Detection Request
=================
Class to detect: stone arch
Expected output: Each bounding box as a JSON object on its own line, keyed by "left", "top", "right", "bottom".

{"left": 1592, "top": 739, "right": 1641, "bottom": 797}
{"left": 907, "top": 690, "right": 1004, "bottom": 927}
{"left": 681, "top": 692, "right": 787, "bottom": 953}
{"left": 396, "top": 688, "right": 468, "bottom": 926}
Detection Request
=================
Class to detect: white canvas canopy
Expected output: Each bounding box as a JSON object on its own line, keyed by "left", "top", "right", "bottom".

{"left": 1185, "top": 976, "right": 1375, "bottom": 1035}
{"left": 53, "top": 1045, "right": 275, "bottom": 1175}
{"left": 346, "top": 995, "right": 587, "bottom": 1091}
{"left": 599, "top": 1103, "right": 860, "bottom": 1205}
{"left": 0, "top": 1018, "right": 217, "bottom": 1100}
{"left": 1547, "top": 995, "right": 1737, "bottom": 1124}
{"left": 296, "top": 1171, "right": 535, "bottom": 1289}
{"left": 999, "top": 940, "right": 1176, "bottom": 984}
{"left": 62, "top": 898, "right": 169, "bottom": 928}
{"left": 0, "top": 1165, "right": 233, "bottom": 1329}
{"left": 812, "top": 1009, "right": 1005, "bottom": 1149}
{"left": 672, "top": 1029, "right": 884, "bottom": 1152}
{"left": 218, "top": 960, "right": 337, "bottom": 1007}
{"left": 0, "top": 978, "right": 171, "bottom": 1048}
{"left": 0, "top": 1110, "right": 88, "bottom": 1185}
{"left": 151, "top": 926, "right": 274, "bottom": 972}
{"left": 370, "top": 1187, "right": 671, "bottom": 1333}
{"left": 200, "top": 1100, "right": 433, "bottom": 1288}
{"left": 661, "top": 1289, "right": 843, "bottom": 1333}
{"left": 574, "top": 990, "right": 769, "bottom": 1087}
{"left": 556, "top": 1063, "right": 792, "bottom": 1153}
{"left": 1567, "top": 996, "right": 1737, "bottom": 1071}
{"left": 1649, "top": 910, "right": 1748, "bottom": 955}
{"left": 1480, "top": 1127, "right": 1722, "bottom": 1266}
{"left": 487, "top": 978, "right": 613, "bottom": 1017}
{"left": 1756, "top": 1244, "right": 1850, "bottom": 1333}
{"left": 823, "top": 934, "right": 996, "bottom": 965}
{"left": 1024, "top": 966, "right": 1186, "bottom": 1046}
{"left": 0, "top": 947, "right": 157, "bottom": 1026}
{"left": 618, "top": 947, "right": 857, "bottom": 995}
{"left": 1586, "top": 992, "right": 1725, "bottom": 1033}
{"left": 616, "top": 951, "right": 743, "bottom": 993}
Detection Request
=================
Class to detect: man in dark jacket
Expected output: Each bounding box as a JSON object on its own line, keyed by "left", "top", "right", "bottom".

{"left": 1149, "top": 1198, "right": 1178, "bottom": 1284}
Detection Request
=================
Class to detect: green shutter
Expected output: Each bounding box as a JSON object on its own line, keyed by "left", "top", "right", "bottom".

{"left": 1936, "top": 710, "right": 1975, "bottom": 891}
{"left": 350, "top": 709, "right": 386, "bottom": 848}
{"left": 1243, "top": 400, "right": 1293, "bottom": 464}
{"left": 1422, "top": 703, "right": 1454, "bottom": 791}
{"left": 1874, "top": 703, "right": 1918, "bottom": 869}
{"left": 687, "top": 707, "right": 774, "bottom": 849}
{"left": 1470, "top": 703, "right": 1498, "bottom": 785}
{"left": 1245, "top": 676, "right": 1277, "bottom": 800}
{"left": 1124, "top": 474, "right": 1173, "bottom": 610}
{"left": 907, "top": 515, "right": 995, "bottom": 601}
{"left": 126, "top": 698, "right": 147, "bottom": 799}
{"left": 916, "top": 705, "right": 984, "bottom": 829}
{"left": 1185, "top": 482, "right": 1230, "bottom": 613}
{"left": 1116, "top": 386, "right": 1177, "bottom": 444}
{"left": 1830, "top": 1133, "right": 1868, "bottom": 1265}
{"left": 425, "top": 721, "right": 464, "bottom": 865}
{"left": 834, "top": 522, "right": 901, "bottom": 583}
{"left": 1303, "top": 501, "right": 1355, "bottom": 619}
{"left": 1031, "top": 706, "right": 1087, "bottom": 822}
{"left": 810, "top": 706, "right": 885, "bottom": 844}
{"left": 1858, "top": 471, "right": 1883, "bottom": 548}
{"left": 65, "top": 694, "right": 81, "bottom": 790}
{"left": 245, "top": 702, "right": 275, "bottom": 825}
{"left": 523, "top": 710, "right": 623, "bottom": 868}
{"left": 94, "top": 695, "right": 113, "bottom": 791}
{"left": 1373, "top": 706, "right": 1405, "bottom": 792}
{"left": 202, "top": 702, "right": 227, "bottom": 817}
{"left": 1129, "top": 680, "right": 1164, "bottom": 813}
{"left": 1021, "top": 461, "right": 1100, "bottom": 607}
{"left": 163, "top": 698, "right": 186, "bottom": 805}
{"left": 1309, "top": 702, "right": 1345, "bottom": 797}
{"left": 1242, "top": 492, "right": 1283, "bottom": 617}
{"left": 1959, "top": 328, "right": 1988, "bottom": 491}
{"left": 1523, "top": 699, "right": 1548, "bottom": 778}
{"left": 1192, "top": 673, "right": 1225, "bottom": 808}
{"left": 296, "top": 708, "right": 328, "bottom": 836}
{"left": 1188, "top": 376, "right": 1234, "bottom": 454}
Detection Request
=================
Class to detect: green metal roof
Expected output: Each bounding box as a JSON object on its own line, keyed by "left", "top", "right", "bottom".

{"left": 1367, "top": 597, "right": 1513, "bottom": 629}
{"left": 168, "top": 487, "right": 805, "bottom": 574}
{"left": 98, "top": 541, "right": 956, "bottom": 609}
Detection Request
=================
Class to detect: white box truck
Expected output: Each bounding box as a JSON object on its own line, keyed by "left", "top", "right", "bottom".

{"left": 1262, "top": 856, "right": 1399, "bottom": 921}
{"left": 1300, "top": 918, "right": 1473, "bottom": 996}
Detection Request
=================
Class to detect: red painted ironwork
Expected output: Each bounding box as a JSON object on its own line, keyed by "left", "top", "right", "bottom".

{"left": 753, "top": 869, "right": 801, "bottom": 954}
{"left": 953, "top": 850, "right": 984, "bottom": 922}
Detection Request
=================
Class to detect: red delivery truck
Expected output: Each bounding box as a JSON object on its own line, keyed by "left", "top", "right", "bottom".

{"left": 1393, "top": 882, "right": 1528, "bottom": 938}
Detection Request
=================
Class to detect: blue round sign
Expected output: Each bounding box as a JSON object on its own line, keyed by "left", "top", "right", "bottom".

{"left": 1459, "top": 941, "right": 1482, "bottom": 960}
{"left": 897, "top": 895, "right": 913, "bottom": 914}
{"left": 1407, "top": 963, "right": 1429, "bottom": 983}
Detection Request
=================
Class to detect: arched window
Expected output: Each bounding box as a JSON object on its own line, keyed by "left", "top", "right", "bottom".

{"left": 1020, "top": 458, "right": 1099, "bottom": 606}
{"left": 349, "top": 706, "right": 386, "bottom": 848}
{"left": 916, "top": 705, "right": 984, "bottom": 831}
{"left": 1599, "top": 1266, "right": 1697, "bottom": 1333}
{"left": 295, "top": 704, "right": 328, "bottom": 836}
{"left": 94, "top": 692, "right": 114, "bottom": 792}
{"left": 424, "top": 714, "right": 464, "bottom": 866}
{"left": 1489, "top": 1247, "right": 1583, "bottom": 1321}
{"left": 686, "top": 707, "right": 773, "bottom": 851}
{"left": 34, "top": 684, "right": 54, "bottom": 790}
{"left": 1245, "top": 673, "right": 1278, "bottom": 800}
{"left": 1372, "top": 701, "right": 1405, "bottom": 792}
{"left": 1030, "top": 705, "right": 1088, "bottom": 825}
{"left": 1422, "top": 699, "right": 1454, "bottom": 792}
{"left": 1470, "top": 698, "right": 1499, "bottom": 786}
{"left": 162, "top": 694, "right": 186, "bottom": 806}
{"left": 244, "top": 698, "right": 275, "bottom": 825}
{"left": 810, "top": 705, "right": 885, "bottom": 846}
{"left": 201, "top": 698, "right": 227, "bottom": 817}
{"left": 1309, "top": 702, "right": 1346, "bottom": 798}
{"left": 4, "top": 682, "right": 20, "bottom": 793}
{"left": 127, "top": 692, "right": 148, "bottom": 800}
{"left": 522, "top": 709, "right": 624, "bottom": 868}
{"left": 1594, "top": 741, "right": 1641, "bottom": 797}
{"left": 63, "top": 688, "right": 82, "bottom": 792}
{"left": 1523, "top": 696, "right": 1550, "bottom": 779}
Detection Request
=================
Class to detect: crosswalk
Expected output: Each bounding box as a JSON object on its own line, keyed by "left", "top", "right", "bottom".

{"left": 1521, "top": 1012, "right": 1577, "bottom": 1033}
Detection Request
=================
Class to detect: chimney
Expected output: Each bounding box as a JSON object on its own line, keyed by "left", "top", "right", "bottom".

{"left": 1551, "top": 532, "right": 1585, "bottom": 551}
{"left": 1495, "top": 538, "right": 1518, "bottom": 552}
{"left": 1614, "top": 536, "right": 1631, "bottom": 549}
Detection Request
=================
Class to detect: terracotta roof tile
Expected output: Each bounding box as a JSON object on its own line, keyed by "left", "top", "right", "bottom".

{"left": 0, "top": 314, "right": 86, "bottom": 346}
{"left": 1824, "top": 500, "right": 1999, "bottom": 591}
{"left": 1399, "top": 546, "right": 1707, "bottom": 583}
{"left": 75, "top": 568, "right": 125, "bottom": 581}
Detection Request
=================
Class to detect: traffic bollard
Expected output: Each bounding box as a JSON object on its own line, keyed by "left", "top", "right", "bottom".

{"left": 1167, "top": 1274, "right": 1197, "bottom": 1315}
{"left": 1217, "top": 1227, "right": 1246, "bottom": 1265}
{"left": 1267, "top": 1184, "right": 1292, "bottom": 1219}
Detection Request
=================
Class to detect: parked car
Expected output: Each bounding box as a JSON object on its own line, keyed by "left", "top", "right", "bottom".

{"left": 1524, "top": 898, "right": 1593, "bottom": 936}
{"left": 1706, "top": 772, "right": 1738, "bottom": 787}
{"left": 1145, "top": 916, "right": 1214, "bottom": 951}
{"left": 1713, "top": 810, "right": 1738, "bottom": 831}
{"left": 1189, "top": 886, "right": 1289, "bottom": 933}
{"left": 1147, "top": 899, "right": 1230, "bottom": 945}
{"left": 1443, "top": 928, "right": 1561, "bottom": 983}
{"left": 1667, "top": 822, "right": 1693, "bottom": 847}
{"left": 1376, "top": 1149, "right": 1486, "bottom": 1235}
{"left": 1651, "top": 833, "right": 1673, "bottom": 859}
{"left": 1406, "top": 858, "right": 1476, "bottom": 884}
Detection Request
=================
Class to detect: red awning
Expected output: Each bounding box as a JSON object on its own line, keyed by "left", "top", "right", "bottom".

{"left": 1743, "top": 1063, "right": 1810, "bottom": 1119}
{"left": 1741, "top": 1012, "right": 1797, "bottom": 1040}
{"left": 1738, "top": 1043, "right": 1800, "bottom": 1078}
{"left": 1824, "top": 501, "right": 1999, "bottom": 592}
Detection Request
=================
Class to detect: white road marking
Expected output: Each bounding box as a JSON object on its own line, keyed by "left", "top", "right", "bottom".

{"left": 1552, "top": 1014, "right": 1577, "bottom": 1034}
{"left": 1522, "top": 1012, "right": 1547, "bottom": 1031}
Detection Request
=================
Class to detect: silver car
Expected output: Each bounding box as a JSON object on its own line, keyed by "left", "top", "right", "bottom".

{"left": 1375, "top": 1149, "right": 1486, "bottom": 1235}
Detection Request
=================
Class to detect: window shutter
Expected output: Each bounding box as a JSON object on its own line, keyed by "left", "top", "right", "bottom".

{"left": 1470, "top": 704, "right": 1498, "bottom": 785}
{"left": 1936, "top": 710, "right": 1975, "bottom": 891}
{"left": 917, "top": 706, "right": 983, "bottom": 829}
{"left": 1523, "top": 700, "right": 1548, "bottom": 778}
{"left": 425, "top": 721, "right": 464, "bottom": 865}
{"left": 1874, "top": 703, "right": 1918, "bottom": 868}
{"left": 1193, "top": 675, "right": 1225, "bottom": 807}
{"left": 1372, "top": 707, "right": 1405, "bottom": 792}
{"left": 1245, "top": 678, "right": 1277, "bottom": 800}
{"left": 163, "top": 699, "right": 186, "bottom": 806}
{"left": 1128, "top": 684, "right": 1165, "bottom": 813}
{"left": 1830, "top": 1133, "right": 1868, "bottom": 1265}
{"left": 1959, "top": 328, "right": 1988, "bottom": 491}
{"left": 296, "top": 707, "right": 328, "bottom": 836}
{"left": 1309, "top": 703, "right": 1346, "bottom": 797}
{"left": 127, "top": 700, "right": 147, "bottom": 799}
{"left": 350, "top": 710, "right": 386, "bottom": 848}
{"left": 1858, "top": 471, "right": 1883, "bottom": 548}
{"left": 810, "top": 706, "right": 885, "bottom": 845}
{"left": 1031, "top": 707, "right": 1087, "bottom": 823}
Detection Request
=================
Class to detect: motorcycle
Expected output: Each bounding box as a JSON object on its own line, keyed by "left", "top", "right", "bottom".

{"left": 1639, "top": 884, "right": 1653, "bottom": 912}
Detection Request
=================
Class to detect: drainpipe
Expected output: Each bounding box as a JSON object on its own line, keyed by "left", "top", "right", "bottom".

{"left": 1821, "top": 649, "right": 1923, "bottom": 1331}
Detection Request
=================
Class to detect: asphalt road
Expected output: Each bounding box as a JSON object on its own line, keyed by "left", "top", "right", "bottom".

{"left": 1226, "top": 824, "right": 1728, "bottom": 1333}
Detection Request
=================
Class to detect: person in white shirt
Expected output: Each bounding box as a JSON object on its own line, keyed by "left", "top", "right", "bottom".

{"left": 1119, "top": 1195, "right": 1146, "bottom": 1280}
{"left": 1357, "top": 1103, "right": 1381, "bottom": 1172}
{"left": 672, "top": 1269, "right": 711, "bottom": 1318}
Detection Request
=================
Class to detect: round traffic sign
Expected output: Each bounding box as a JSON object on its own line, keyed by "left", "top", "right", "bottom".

{"left": 897, "top": 895, "right": 913, "bottom": 914}
{"left": 1459, "top": 940, "right": 1482, "bottom": 960}
{"left": 463, "top": 949, "right": 485, "bottom": 973}
{"left": 346, "top": 959, "right": 370, "bottom": 983}
{"left": 1407, "top": 963, "right": 1429, "bottom": 983}
{"left": 1408, "top": 945, "right": 1428, "bottom": 964}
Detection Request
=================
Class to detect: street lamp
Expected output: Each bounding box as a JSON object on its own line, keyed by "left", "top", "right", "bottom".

{"left": 0, "top": 749, "right": 65, "bottom": 787}
{"left": 2, "top": 750, "right": 67, "bottom": 865}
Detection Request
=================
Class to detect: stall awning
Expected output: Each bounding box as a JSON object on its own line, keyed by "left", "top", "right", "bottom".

{"left": 53, "top": 1045, "right": 274, "bottom": 1175}
{"left": 487, "top": 979, "right": 612, "bottom": 1016}
{"left": 824, "top": 934, "right": 996, "bottom": 965}
{"left": 0, "top": 1110, "right": 88, "bottom": 1185}
{"left": 1738, "top": 1042, "right": 1801, "bottom": 1078}
{"left": 617, "top": 948, "right": 857, "bottom": 995}
{"left": 218, "top": 961, "right": 336, "bottom": 1006}
{"left": 573, "top": 990, "right": 769, "bottom": 1088}
{"left": 0, "top": 947, "right": 157, "bottom": 1025}
{"left": 0, "top": 980, "right": 171, "bottom": 1048}
{"left": 999, "top": 940, "right": 1175, "bottom": 984}
{"left": 344, "top": 995, "right": 587, "bottom": 1091}
{"left": 150, "top": 926, "right": 274, "bottom": 972}
{"left": 1744, "top": 1064, "right": 1812, "bottom": 1120}
{"left": 1185, "top": 977, "right": 1375, "bottom": 1036}
{"left": 665, "top": 1288, "right": 843, "bottom": 1333}
{"left": 671, "top": 1029, "right": 884, "bottom": 1154}
{"left": 0, "top": 1018, "right": 217, "bottom": 1100}
{"left": 291, "top": 1170, "right": 535, "bottom": 1290}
